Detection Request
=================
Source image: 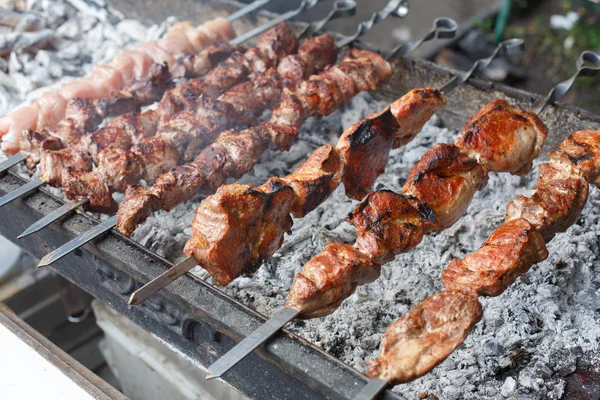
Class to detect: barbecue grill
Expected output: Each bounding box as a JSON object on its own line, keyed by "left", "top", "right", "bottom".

{"left": 1, "top": 1, "right": 599, "bottom": 399}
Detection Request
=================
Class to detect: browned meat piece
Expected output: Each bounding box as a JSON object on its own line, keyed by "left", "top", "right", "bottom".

{"left": 76, "top": 125, "right": 132, "bottom": 163}
{"left": 95, "top": 147, "right": 144, "bottom": 192}
{"left": 442, "top": 218, "right": 548, "bottom": 296}
{"left": 107, "top": 109, "right": 158, "bottom": 145}
{"left": 403, "top": 144, "right": 489, "bottom": 231}
{"left": 117, "top": 185, "right": 160, "bottom": 237}
{"left": 391, "top": 88, "right": 447, "bottom": 148}
{"left": 279, "top": 144, "right": 344, "bottom": 218}
{"left": 550, "top": 129, "right": 600, "bottom": 186}
{"left": 365, "top": 289, "right": 482, "bottom": 384}
{"left": 170, "top": 42, "right": 238, "bottom": 78}
{"left": 285, "top": 243, "right": 381, "bottom": 319}
{"left": 347, "top": 190, "right": 435, "bottom": 261}
{"left": 61, "top": 168, "right": 117, "bottom": 212}
{"left": 127, "top": 137, "right": 180, "bottom": 183}
{"left": 43, "top": 119, "right": 84, "bottom": 146}
{"left": 64, "top": 99, "right": 103, "bottom": 132}
{"left": 20, "top": 129, "right": 62, "bottom": 168}
{"left": 507, "top": 160, "right": 589, "bottom": 241}
{"left": 277, "top": 34, "right": 336, "bottom": 81}
{"left": 39, "top": 148, "right": 92, "bottom": 187}
{"left": 456, "top": 99, "right": 548, "bottom": 175}
{"left": 183, "top": 181, "right": 296, "bottom": 286}
{"left": 218, "top": 70, "right": 282, "bottom": 119}
{"left": 336, "top": 107, "right": 398, "bottom": 200}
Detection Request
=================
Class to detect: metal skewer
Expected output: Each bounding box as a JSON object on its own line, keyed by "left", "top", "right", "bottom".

{"left": 37, "top": 216, "right": 117, "bottom": 268}
{"left": 300, "top": 0, "right": 357, "bottom": 38}
{"left": 0, "top": 177, "right": 44, "bottom": 207}
{"left": 225, "top": 0, "right": 272, "bottom": 23}
{"left": 34, "top": 1, "right": 363, "bottom": 265}
{"left": 353, "top": 49, "right": 600, "bottom": 400}
{"left": 19, "top": 1, "right": 355, "bottom": 239}
{"left": 202, "top": 38, "right": 525, "bottom": 382}
{"left": 126, "top": 0, "right": 415, "bottom": 307}
{"left": 0, "top": 0, "right": 274, "bottom": 178}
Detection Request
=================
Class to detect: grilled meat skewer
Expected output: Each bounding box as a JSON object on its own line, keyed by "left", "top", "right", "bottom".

{"left": 367, "top": 129, "right": 600, "bottom": 386}
{"left": 0, "top": 17, "right": 236, "bottom": 154}
{"left": 58, "top": 31, "right": 337, "bottom": 211}
{"left": 117, "top": 48, "right": 392, "bottom": 236}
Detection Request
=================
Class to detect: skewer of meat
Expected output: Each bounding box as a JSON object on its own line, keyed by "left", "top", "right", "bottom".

{"left": 15, "top": 2, "right": 361, "bottom": 234}
{"left": 0, "top": 0, "right": 269, "bottom": 154}
{"left": 114, "top": 16, "right": 456, "bottom": 238}
{"left": 354, "top": 51, "right": 600, "bottom": 400}
{"left": 27, "top": 0, "right": 407, "bottom": 247}
{"left": 203, "top": 51, "right": 599, "bottom": 381}
{"left": 4, "top": 1, "right": 339, "bottom": 218}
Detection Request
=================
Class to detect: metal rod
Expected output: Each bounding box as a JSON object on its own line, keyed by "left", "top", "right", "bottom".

{"left": 128, "top": 256, "right": 198, "bottom": 305}
{"left": 205, "top": 306, "right": 301, "bottom": 380}
{"left": 0, "top": 178, "right": 44, "bottom": 207}
{"left": 37, "top": 216, "right": 117, "bottom": 267}
{"left": 226, "top": 0, "right": 271, "bottom": 23}
{"left": 0, "top": 153, "right": 26, "bottom": 174}
{"left": 18, "top": 199, "right": 89, "bottom": 239}
{"left": 386, "top": 17, "right": 457, "bottom": 60}
{"left": 534, "top": 50, "right": 600, "bottom": 115}
{"left": 438, "top": 38, "right": 524, "bottom": 94}
{"left": 300, "top": 0, "right": 357, "bottom": 38}
{"left": 230, "top": 0, "right": 318, "bottom": 46}
{"left": 336, "top": 0, "right": 409, "bottom": 48}
{"left": 353, "top": 378, "right": 390, "bottom": 400}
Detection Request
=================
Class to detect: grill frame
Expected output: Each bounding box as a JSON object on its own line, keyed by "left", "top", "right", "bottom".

{"left": 2, "top": 1, "right": 600, "bottom": 399}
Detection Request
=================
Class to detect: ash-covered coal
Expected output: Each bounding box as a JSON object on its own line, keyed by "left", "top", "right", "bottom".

{"left": 135, "top": 92, "right": 600, "bottom": 399}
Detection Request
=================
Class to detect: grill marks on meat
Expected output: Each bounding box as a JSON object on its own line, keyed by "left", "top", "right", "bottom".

{"left": 337, "top": 88, "right": 447, "bottom": 200}
{"left": 285, "top": 243, "right": 381, "bottom": 319}
{"left": 456, "top": 99, "right": 548, "bottom": 175}
{"left": 403, "top": 144, "right": 489, "bottom": 231}
{"left": 348, "top": 191, "right": 435, "bottom": 261}
{"left": 183, "top": 182, "right": 295, "bottom": 286}
{"left": 117, "top": 47, "right": 387, "bottom": 237}
{"left": 365, "top": 289, "right": 482, "bottom": 384}
{"left": 170, "top": 42, "right": 238, "bottom": 79}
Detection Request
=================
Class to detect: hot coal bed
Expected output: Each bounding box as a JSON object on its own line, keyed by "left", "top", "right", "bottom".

{"left": 1, "top": 1, "right": 599, "bottom": 399}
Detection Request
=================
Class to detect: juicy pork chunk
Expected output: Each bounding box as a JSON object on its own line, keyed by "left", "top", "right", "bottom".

{"left": 507, "top": 160, "right": 589, "bottom": 241}
{"left": 550, "top": 129, "right": 600, "bottom": 187}
{"left": 456, "top": 99, "right": 548, "bottom": 175}
{"left": 61, "top": 168, "right": 117, "bottom": 212}
{"left": 441, "top": 218, "right": 548, "bottom": 296}
{"left": 403, "top": 144, "right": 489, "bottom": 231}
{"left": 277, "top": 34, "right": 337, "bottom": 81}
{"left": 170, "top": 42, "right": 238, "bottom": 78}
{"left": 365, "top": 289, "right": 482, "bottom": 384}
{"left": 285, "top": 243, "right": 381, "bottom": 319}
{"left": 390, "top": 88, "right": 447, "bottom": 148}
{"left": 183, "top": 181, "right": 296, "bottom": 286}
{"left": 347, "top": 190, "right": 435, "bottom": 261}
{"left": 337, "top": 88, "right": 447, "bottom": 200}
{"left": 39, "top": 148, "right": 92, "bottom": 187}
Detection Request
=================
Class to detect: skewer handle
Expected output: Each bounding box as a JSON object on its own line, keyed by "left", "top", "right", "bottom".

{"left": 230, "top": 0, "right": 318, "bottom": 46}
{"left": 534, "top": 50, "right": 600, "bottom": 115}
{"left": 0, "top": 153, "right": 26, "bottom": 174}
{"left": 353, "top": 378, "right": 391, "bottom": 400}
{"left": 386, "top": 17, "right": 457, "bottom": 60}
{"left": 438, "top": 38, "right": 524, "bottom": 94}
{"left": 336, "top": 0, "right": 409, "bottom": 48}
{"left": 205, "top": 306, "right": 300, "bottom": 380}
{"left": 226, "top": 0, "right": 272, "bottom": 23}
{"left": 301, "top": 0, "right": 357, "bottom": 38}
{"left": 128, "top": 256, "right": 198, "bottom": 305}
